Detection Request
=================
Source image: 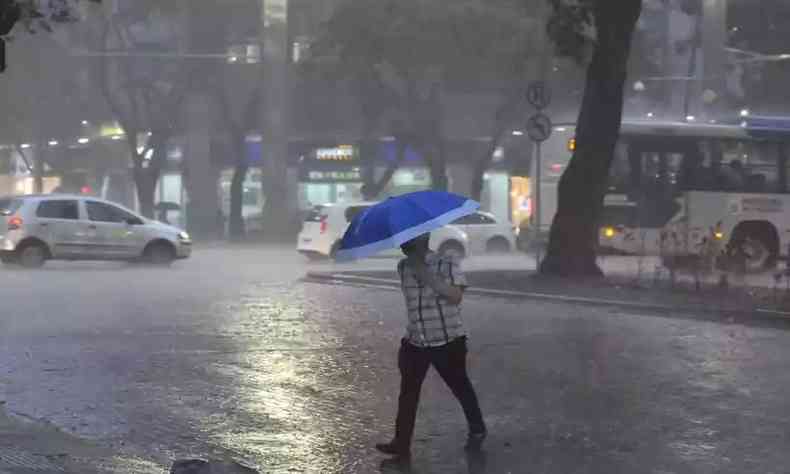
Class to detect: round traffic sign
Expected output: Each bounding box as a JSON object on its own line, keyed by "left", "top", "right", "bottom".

{"left": 526, "top": 113, "right": 552, "bottom": 142}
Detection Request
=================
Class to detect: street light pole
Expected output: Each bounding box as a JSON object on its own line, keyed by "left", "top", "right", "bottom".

{"left": 531, "top": 1, "right": 552, "bottom": 266}
{"left": 701, "top": 0, "right": 727, "bottom": 117}
{"left": 259, "top": 0, "right": 291, "bottom": 238}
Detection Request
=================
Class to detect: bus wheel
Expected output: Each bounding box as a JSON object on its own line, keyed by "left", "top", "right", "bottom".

{"left": 729, "top": 224, "right": 778, "bottom": 273}
{"left": 740, "top": 235, "right": 775, "bottom": 272}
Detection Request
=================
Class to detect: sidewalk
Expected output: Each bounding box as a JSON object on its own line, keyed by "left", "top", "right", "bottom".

{"left": 0, "top": 405, "right": 110, "bottom": 473}
{"left": 0, "top": 406, "right": 169, "bottom": 474}
{"left": 309, "top": 253, "right": 790, "bottom": 320}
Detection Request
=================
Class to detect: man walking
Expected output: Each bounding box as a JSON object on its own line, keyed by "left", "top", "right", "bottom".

{"left": 376, "top": 233, "right": 486, "bottom": 459}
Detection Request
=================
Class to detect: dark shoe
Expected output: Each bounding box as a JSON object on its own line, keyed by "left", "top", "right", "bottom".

{"left": 465, "top": 430, "right": 487, "bottom": 452}
{"left": 376, "top": 440, "right": 411, "bottom": 458}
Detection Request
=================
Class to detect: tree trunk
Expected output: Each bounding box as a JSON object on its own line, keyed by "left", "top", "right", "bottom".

{"left": 33, "top": 142, "right": 44, "bottom": 194}
{"left": 133, "top": 134, "right": 168, "bottom": 220}
{"left": 228, "top": 162, "right": 248, "bottom": 240}
{"left": 471, "top": 92, "right": 522, "bottom": 202}
{"left": 471, "top": 126, "right": 508, "bottom": 202}
{"left": 432, "top": 139, "right": 448, "bottom": 192}
{"left": 260, "top": 2, "right": 291, "bottom": 242}
{"left": 360, "top": 133, "right": 377, "bottom": 200}
{"left": 261, "top": 157, "right": 290, "bottom": 241}
{"left": 362, "top": 136, "right": 408, "bottom": 200}
{"left": 134, "top": 166, "right": 157, "bottom": 219}
{"left": 183, "top": 94, "right": 221, "bottom": 240}
{"left": 539, "top": 0, "right": 642, "bottom": 278}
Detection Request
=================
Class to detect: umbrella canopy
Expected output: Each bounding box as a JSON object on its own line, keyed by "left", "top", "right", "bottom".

{"left": 335, "top": 190, "right": 479, "bottom": 262}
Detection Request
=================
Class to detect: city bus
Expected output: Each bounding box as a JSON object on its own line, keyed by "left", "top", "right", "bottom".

{"left": 534, "top": 117, "right": 790, "bottom": 272}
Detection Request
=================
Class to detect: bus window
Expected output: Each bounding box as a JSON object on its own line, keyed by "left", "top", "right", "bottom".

{"left": 618, "top": 137, "right": 697, "bottom": 228}
{"left": 704, "top": 139, "right": 781, "bottom": 193}
{"left": 606, "top": 140, "right": 630, "bottom": 193}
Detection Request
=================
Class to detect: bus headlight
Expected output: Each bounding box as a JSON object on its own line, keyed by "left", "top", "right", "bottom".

{"left": 603, "top": 227, "right": 616, "bottom": 239}
{"left": 713, "top": 222, "right": 724, "bottom": 240}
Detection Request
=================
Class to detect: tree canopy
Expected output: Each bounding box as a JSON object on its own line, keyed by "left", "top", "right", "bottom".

{"left": 307, "top": 0, "right": 539, "bottom": 196}
{"left": 0, "top": 0, "right": 100, "bottom": 71}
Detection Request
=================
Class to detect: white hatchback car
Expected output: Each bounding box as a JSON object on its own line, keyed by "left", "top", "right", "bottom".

{"left": 297, "top": 202, "right": 470, "bottom": 261}
{"left": 448, "top": 211, "right": 516, "bottom": 254}
{"left": 0, "top": 194, "right": 192, "bottom": 268}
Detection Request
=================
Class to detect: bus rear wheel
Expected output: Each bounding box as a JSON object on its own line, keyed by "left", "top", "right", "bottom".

{"left": 728, "top": 224, "right": 778, "bottom": 273}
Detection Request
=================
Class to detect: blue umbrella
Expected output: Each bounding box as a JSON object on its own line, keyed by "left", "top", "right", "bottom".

{"left": 335, "top": 190, "right": 480, "bottom": 262}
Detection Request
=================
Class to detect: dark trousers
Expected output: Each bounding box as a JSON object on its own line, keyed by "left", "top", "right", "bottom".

{"left": 394, "top": 336, "right": 486, "bottom": 448}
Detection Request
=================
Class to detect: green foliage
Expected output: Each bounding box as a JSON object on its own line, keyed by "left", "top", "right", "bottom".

{"left": 1, "top": 0, "right": 100, "bottom": 36}
{"left": 0, "top": 0, "right": 100, "bottom": 71}
{"left": 309, "top": 0, "right": 535, "bottom": 97}
{"left": 546, "top": 0, "right": 595, "bottom": 63}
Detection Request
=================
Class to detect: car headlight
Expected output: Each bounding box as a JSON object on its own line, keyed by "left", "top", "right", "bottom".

{"left": 178, "top": 232, "right": 191, "bottom": 241}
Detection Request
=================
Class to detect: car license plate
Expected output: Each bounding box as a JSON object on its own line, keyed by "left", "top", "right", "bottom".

{"left": 302, "top": 238, "right": 312, "bottom": 243}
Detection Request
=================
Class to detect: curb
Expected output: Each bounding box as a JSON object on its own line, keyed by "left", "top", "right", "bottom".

{"left": 305, "top": 271, "right": 790, "bottom": 321}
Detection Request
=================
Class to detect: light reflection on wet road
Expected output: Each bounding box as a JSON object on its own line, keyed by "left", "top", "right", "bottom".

{"left": 1, "top": 246, "right": 790, "bottom": 473}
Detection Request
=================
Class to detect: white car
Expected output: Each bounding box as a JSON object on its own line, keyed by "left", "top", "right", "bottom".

{"left": 447, "top": 211, "right": 516, "bottom": 254}
{"left": 0, "top": 194, "right": 192, "bottom": 268}
{"left": 297, "top": 202, "right": 470, "bottom": 261}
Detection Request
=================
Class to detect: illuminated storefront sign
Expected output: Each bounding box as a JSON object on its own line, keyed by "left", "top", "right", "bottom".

{"left": 99, "top": 122, "right": 124, "bottom": 138}
{"left": 316, "top": 145, "right": 356, "bottom": 161}
{"left": 301, "top": 167, "right": 362, "bottom": 183}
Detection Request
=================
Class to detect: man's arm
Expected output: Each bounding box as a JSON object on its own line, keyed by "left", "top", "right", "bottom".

{"left": 411, "top": 259, "right": 464, "bottom": 305}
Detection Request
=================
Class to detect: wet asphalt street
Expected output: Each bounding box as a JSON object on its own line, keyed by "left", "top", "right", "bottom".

{"left": 1, "top": 246, "right": 790, "bottom": 473}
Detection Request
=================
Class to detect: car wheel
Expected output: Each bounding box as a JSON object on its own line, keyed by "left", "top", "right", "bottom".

{"left": 486, "top": 237, "right": 511, "bottom": 254}
{"left": 18, "top": 243, "right": 48, "bottom": 269}
{"left": 438, "top": 241, "right": 466, "bottom": 260}
{"left": 145, "top": 242, "right": 175, "bottom": 266}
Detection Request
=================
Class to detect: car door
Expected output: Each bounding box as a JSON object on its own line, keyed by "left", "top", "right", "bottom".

{"left": 457, "top": 213, "right": 490, "bottom": 254}
{"left": 476, "top": 213, "right": 502, "bottom": 246}
{"left": 34, "top": 199, "right": 89, "bottom": 258}
{"left": 84, "top": 201, "right": 143, "bottom": 259}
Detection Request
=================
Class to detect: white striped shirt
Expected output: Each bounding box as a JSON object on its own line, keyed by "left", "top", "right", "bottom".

{"left": 398, "top": 252, "right": 468, "bottom": 348}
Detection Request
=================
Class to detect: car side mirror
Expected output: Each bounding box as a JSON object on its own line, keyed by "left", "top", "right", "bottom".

{"left": 126, "top": 218, "right": 143, "bottom": 226}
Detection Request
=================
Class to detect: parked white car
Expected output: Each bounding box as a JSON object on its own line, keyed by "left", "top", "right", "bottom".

{"left": 0, "top": 194, "right": 192, "bottom": 268}
{"left": 448, "top": 211, "right": 516, "bottom": 254}
{"left": 297, "top": 202, "right": 470, "bottom": 261}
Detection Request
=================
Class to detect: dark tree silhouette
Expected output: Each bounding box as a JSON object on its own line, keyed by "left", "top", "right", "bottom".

{"left": 1, "top": 0, "right": 100, "bottom": 72}
{"left": 540, "top": 0, "right": 643, "bottom": 277}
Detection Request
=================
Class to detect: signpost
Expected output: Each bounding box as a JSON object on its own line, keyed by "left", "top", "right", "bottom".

{"left": 526, "top": 81, "right": 552, "bottom": 263}
{"left": 526, "top": 113, "right": 552, "bottom": 142}
{"left": 527, "top": 81, "right": 552, "bottom": 110}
